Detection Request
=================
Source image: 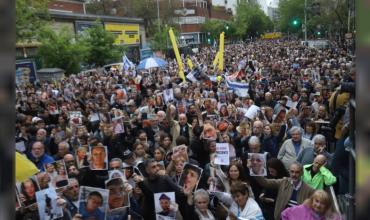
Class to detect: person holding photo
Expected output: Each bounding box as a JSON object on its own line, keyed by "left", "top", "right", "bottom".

{"left": 79, "top": 191, "right": 105, "bottom": 220}
{"left": 53, "top": 165, "right": 68, "bottom": 188}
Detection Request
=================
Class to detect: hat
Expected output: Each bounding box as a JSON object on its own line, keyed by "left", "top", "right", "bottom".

{"left": 32, "top": 117, "right": 43, "bottom": 124}
{"left": 236, "top": 121, "right": 250, "bottom": 133}
{"left": 122, "top": 149, "right": 134, "bottom": 160}
{"left": 159, "top": 194, "right": 171, "bottom": 201}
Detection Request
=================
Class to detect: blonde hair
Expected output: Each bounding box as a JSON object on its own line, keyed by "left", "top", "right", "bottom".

{"left": 303, "top": 190, "right": 338, "bottom": 219}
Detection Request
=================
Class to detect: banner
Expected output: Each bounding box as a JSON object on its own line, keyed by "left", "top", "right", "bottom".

{"left": 104, "top": 23, "right": 140, "bottom": 45}
{"left": 214, "top": 143, "right": 230, "bottom": 165}
{"left": 16, "top": 59, "right": 37, "bottom": 84}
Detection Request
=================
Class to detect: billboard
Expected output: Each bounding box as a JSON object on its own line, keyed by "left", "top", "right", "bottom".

{"left": 104, "top": 23, "right": 140, "bottom": 45}
{"left": 75, "top": 21, "right": 101, "bottom": 35}
{"left": 16, "top": 59, "right": 37, "bottom": 85}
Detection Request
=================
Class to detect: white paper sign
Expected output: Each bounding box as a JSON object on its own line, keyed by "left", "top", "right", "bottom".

{"left": 16, "top": 141, "right": 26, "bottom": 152}
{"left": 214, "top": 143, "right": 230, "bottom": 165}
{"left": 163, "top": 89, "right": 174, "bottom": 104}
{"left": 244, "top": 105, "right": 260, "bottom": 120}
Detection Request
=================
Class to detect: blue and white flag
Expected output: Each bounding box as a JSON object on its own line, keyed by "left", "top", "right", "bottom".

{"left": 123, "top": 54, "right": 135, "bottom": 71}
{"left": 226, "top": 79, "right": 249, "bottom": 97}
{"left": 213, "top": 39, "right": 217, "bottom": 49}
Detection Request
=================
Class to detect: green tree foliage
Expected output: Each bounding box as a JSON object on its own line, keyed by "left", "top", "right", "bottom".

{"left": 150, "top": 25, "right": 179, "bottom": 52}
{"left": 278, "top": 0, "right": 304, "bottom": 33}
{"left": 201, "top": 20, "right": 228, "bottom": 40}
{"left": 37, "top": 26, "right": 87, "bottom": 74}
{"left": 79, "top": 22, "right": 123, "bottom": 67}
{"left": 279, "top": 0, "right": 349, "bottom": 38}
{"left": 233, "top": 2, "right": 274, "bottom": 38}
{"left": 16, "top": 0, "right": 50, "bottom": 42}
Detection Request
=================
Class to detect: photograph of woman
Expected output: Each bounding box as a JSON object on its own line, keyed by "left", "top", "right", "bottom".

{"left": 18, "top": 177, "right": 40, "bottom": 207}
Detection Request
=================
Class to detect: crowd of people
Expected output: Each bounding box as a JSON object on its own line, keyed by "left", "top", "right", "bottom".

{"left": 15, "top": 38, "right": 355, "bottom": 220}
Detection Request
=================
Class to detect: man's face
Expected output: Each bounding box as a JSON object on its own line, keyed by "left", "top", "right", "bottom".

{"left": 160, "top": 199, "right": 170, "bottom": 212}
{"left": 253, "top": 122, "right": 263, "bottom": 135}
{"left": 58, "top": 144, "right": 68, "bottom": 156}
{"left": 32, "top": 142, "right": 45, "bottom": 158}
{"left": 86, "top": 195, "right": 102, "bottom": 212}
{"left": 179, "top": 115, "right": 187, "bottom": 126}
{"left": 64, "top": 179, "right": 79, "bottom": 201}
{"left": 92, "top": 147, "right": 106, "bottom": 168}
{"left": 109, "top": 161, "right": 121, "bottom": 170}
{"left": 36, "top": 130, "right": 46, "bottom": 141}
{"left": 312, "top": 156, "right": 326, "bottom": 172}
{"left": 289, "top": 164, "right": 302, "bottom": 182}
{"left": 291, "top": 131, "right": 301, "bottom": 142}
{"left": 108, "top": 183, "right": 125, "bottom": 209}
{"left": 146, "top": 161, "right": 160, "bottom": 177}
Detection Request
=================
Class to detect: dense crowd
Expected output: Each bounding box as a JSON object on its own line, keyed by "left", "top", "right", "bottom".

{"left": 15, "top": 39, "right": 355, "bottom": 220}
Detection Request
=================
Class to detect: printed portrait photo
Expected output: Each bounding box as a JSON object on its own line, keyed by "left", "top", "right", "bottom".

{"left": 78, "top": 186, "right": 109, "bottom": 220}
{"left": 89, "top": 145, "right": 108, "bottom": 170}
{"left": 44, "top": 160, "right": 69, "bottom": 189}
{"left": 248, "top": 153, "right": 267, "bottom": 176}
{"left": 179, "top": 163, "right": 203, "bottom": 193}
{"left": 154, "top": 192, "right": 177, "bottom": 220}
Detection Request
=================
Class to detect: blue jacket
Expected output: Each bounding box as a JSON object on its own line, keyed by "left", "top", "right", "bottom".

{"left": 27, "top": 153, "right": 54, "bottom": 171}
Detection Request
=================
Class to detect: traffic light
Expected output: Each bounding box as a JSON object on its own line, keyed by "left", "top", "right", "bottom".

{"left": 317, "top": 31, "right": 321, "bottom": 36}
{"left": 207, "top": 38, "right": 211, "bottom": 44}
{"left": 226, "top": 25, "right": 229, "bottom": 30}
{"left": 293, "top": 20, "right": 298, "bottom": 26}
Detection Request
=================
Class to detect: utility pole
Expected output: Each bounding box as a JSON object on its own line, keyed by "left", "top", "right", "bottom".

{"left": 304, "top": 0, "right": 307, "bottom": 44}
{"left": 157, "top": 0, "right": 160, "bottom": 33}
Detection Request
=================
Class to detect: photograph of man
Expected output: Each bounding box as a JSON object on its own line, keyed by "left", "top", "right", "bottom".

{"left": 106, "top": 178, "right": 130, "bottom": 210}
{"left": 179, "top": 163, "right": 203, "bottom": 192}
{"left": 90, "top": 145, "right": 108, "bottom": 170}
{"left": 248, "top": 153, "right": 267, "bottom": 176}
{"left": 79, "top": 191, "right": 106, "bottom": 220}
{"left": 155, "top": 193, "right": 176, "bottom": 219}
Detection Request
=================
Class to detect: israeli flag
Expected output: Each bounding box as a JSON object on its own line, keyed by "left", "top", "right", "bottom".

{"left": 123, "top": 54, "right": 135, "bottom": 71}
{"left": 213, "top": 39, "right": 217, "bottom": 48}
{"left": 226, "top": 79, "right": 249, "bottom": 97}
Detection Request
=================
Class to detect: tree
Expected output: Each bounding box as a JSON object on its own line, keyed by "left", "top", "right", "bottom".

{"left": 201, "top": 20, "right": 227, "bottom": 41}
{"left": 278, "top": 0, "right": 304, "bottom": 33}
{"left": 150, "top": 25, "right": 179, "bottom": 52}
{"left": 233, "top": 2, "right": 274, "bottom": 39}
{"left": 16, "top": 0, "right": 50, "bottom": 42}
{"left": 79, "top": 22, "right": 123, "bottom": 67}
{"left": 37, "top": 26, "right": 87, "bottom": 74}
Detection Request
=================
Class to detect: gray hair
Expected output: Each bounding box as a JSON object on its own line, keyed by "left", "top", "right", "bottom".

{"left": 289, "top": 126, "right": 302, "bottom": 135}
{"left": 312, "top": 134, "right": 326, "bottom": 145}
{"left": 110, "top": 158, "right": 123, "bottom": 168}
{"left": 59, "top": 141, "right": 70, "bottom": 149}
{"left": 248, "top": 136, "right": 261, "bottom": 146}
{"left": 194, "top": 189, "right": 209, "bottom": 203}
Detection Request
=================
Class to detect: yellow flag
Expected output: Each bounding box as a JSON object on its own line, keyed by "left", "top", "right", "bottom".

{"left": 16, "top": 152, "right": 39, "bottom": 182}
{"left": 168, "top": 28, "right": 185, "bottom": 82}
{"left": 212, "top": 51, "right": 220, "bottom": 67}
{"left": 186, "top": 57, "right": 194, "bottom": 70}
{"left": 218, "top": 32, "right": 225, "bottom": 71}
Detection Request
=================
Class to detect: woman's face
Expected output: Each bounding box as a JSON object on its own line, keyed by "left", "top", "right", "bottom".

{"left": 233, "top": 192, "right": 248, "bottom": 208}
{"left": 24, "top": 180, "right": 36, "bottom": 198}
{"left": 195, "top": 197, "right": 208, "bottom": 211}
{"left": 162, "top": 137, "right": 172, "bottom": 148}
{"left": 312, "top": 196, "right": 327, "bottom": 215}
{"left": 264, "top": 126, "right": 272, "bottom": 135}
{"left": 58, "top": 167, "right": 65, "bottom": 175}
{"left": 209, "top": 142, "right": 216, "bottom": 154}
{"left": 175, "top": 160, "right": 185, "bottom": 174}
{"left": 268, "top": 167, "right": 278, "bottom": 177}
{"left": 77, "top": 149, "right": 86, "bottom": 160}
{"left": 134, "top": 144, "right": 145, "bottom": 157}
{"left": 305, "top": 125, "right": 314, "bottom": 133}
{"left": 251, "top": 155, "right": 264, "bottom": 174}
{"left": 154, "top": 149, "right": 163, "bottom": 161}
{"left": 229, "top": 165, "right": 240, "bottom": 180}
{"left": 46, "top": 164, "right": 55, "bottom": 173}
